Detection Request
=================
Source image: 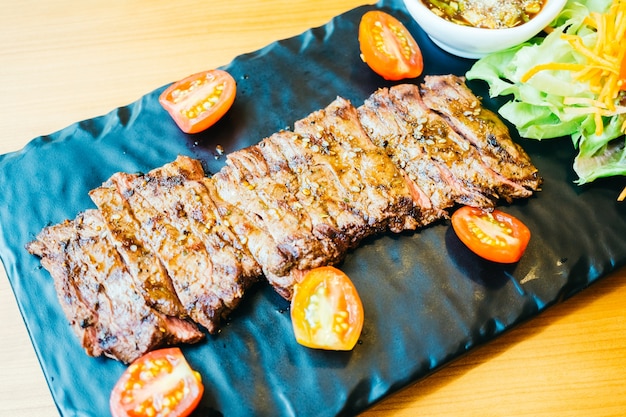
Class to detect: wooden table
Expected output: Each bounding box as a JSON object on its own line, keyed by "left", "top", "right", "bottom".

{"left": 1, "top": 1, "right": 625, "bottom": 416}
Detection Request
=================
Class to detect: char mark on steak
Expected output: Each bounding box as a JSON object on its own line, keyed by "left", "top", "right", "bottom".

{"left": 419, "top": 75, "right": 542, "bottom": 192}
{"left": 25, "top": 210, "right": 204, "bottom": 364}
{"left": 200, "top": 174, "right": 299, "bottom": 299}
{"left": 359, "top": 80, "right": 540, "bottom": 220}
{"left": 109, "top": 171, "right": 220, "bottom": 334}
{"left": 257, "top": 132, "right": 347, "bottom": 266}
{"left": 89, "top": 184, "right": 187, "bottom": 318}
{"left": 387, "top": 83, "right": 534, "bottom": 202}
{"left": 358, "top": 87, "right": 457, "bottom": 223}
{"left": 224, "top": 144, "right": 333, "bottom": 268}
{"left": 26, "top": 219, "right": 102, "bottom": 358}
{"left": 151, "top": 156, "right": 262, "bottom": 310}
{"left": 294, "top": 96, "right": 421, "bottom": 234}
{"left": 109, "top": 156, "right": 261, "bottom": 334}
{"left": 254, "top": 97, "right": 423, "bottom": 298}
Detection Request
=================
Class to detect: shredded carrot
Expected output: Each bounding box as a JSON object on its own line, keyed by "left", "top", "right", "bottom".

{"left": 618, "top": 185, "right": 626, "bottom": 201}
{"left": 521, "top": 0, "right": 626, "bottom": 136}
{"left": 520, "top": 62, "right": 586, "bottom": 82}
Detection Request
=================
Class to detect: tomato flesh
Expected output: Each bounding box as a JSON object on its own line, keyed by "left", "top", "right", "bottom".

{"left": 291, "top": 266, "right": 364, "bottom": 350}
{"left": 451, "top": 206, "right": 531, "bottom": 263}
{"left": 159, "top": 69, "right": 236, "bottom": 134}
{"left": 110, "top": 348, "right": 204, "bottom": 417}
{"left": 358, "top": 10, "right": 423, "bottom": 81}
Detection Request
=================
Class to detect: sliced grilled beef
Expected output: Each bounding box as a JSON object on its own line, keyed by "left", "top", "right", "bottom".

{"left": 420, "top": 75, "right": 542, "bottom": 192}
{"left": 257, "top": 132, "right": 347, "bottom": 266}
{"left": 143, "top": 156, "right": 262, "bottom": 313}
{"left": 389, "top": 84, "right": 536, "bottom": 202}
{"left": 26, "top": 78, "right": 542, "bottom": 362}
{"left": 359, "top": 83, "right": 534, "bottom": 218}
{"left": 265, "top": 130, "right": 364, "bottom": 253}
{"left": 26, "top": 219, "right": 101, "bottom": 358}
{"left": 233, "top": 97, "right": 422, "bottom": 298}
{"left": 294, "top": 96, "right": 421, "bottom": 234}
{"left": 198, "top": 174, "right": 298, "bottom": 298}
{"left": 256, "top": 98, "right": 421, "bottom": 297}
{"left": 224, "top": 143, "right": 338, "bottom": 270}
{"left": 26, "top": 210, "right": 204, "bottom": 363}
{"left": 213, "top": 164, "right": 296, "bottom": 272}
{"left": 358, "top": 87, "right": 456, "bottom": 223}
{"left": 89, "top": 184, "right": 187, "bottom": 318}
{"left": 111, "top": 168, "right": 225, "bottom": 334}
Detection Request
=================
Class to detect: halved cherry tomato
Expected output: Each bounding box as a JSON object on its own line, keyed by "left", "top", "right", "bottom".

{"left": 159, "top": 69, "right": 236, "bottom": 134}
{"left": 451, "top": 206, "right": 531, "bottom": 263}
{"left": 110, "top": 347, "right": 204, "bottom": 417}
{"left": 291, "top": 266, "right": 364, "bottom": 350}
{"left": 358, "top": 10, "right": 423, "bottom": 81}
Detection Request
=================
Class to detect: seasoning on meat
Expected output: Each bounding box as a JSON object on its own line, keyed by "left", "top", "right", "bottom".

{"left": 420, "top": 75, "right": 542, "bottom": 191}
{"left": 89, "top": 185, "right": 187, "bottom": 318}
{"left": 25, "top": 210, "right": 204, "bottom": 364}
{"left": 358, "top": 81, "right": 537, "bottom": 219}
{"left": 108, "top": 158, "right": 258, "bottom": 335}
{"left": 244, "top": 97, "right": 422, "bottom": 298}
{"left": 26, "top": 76, "right": 542, "bottom": 362}
{"left": 294, "top": 96, "right": 421, "bottom": 235}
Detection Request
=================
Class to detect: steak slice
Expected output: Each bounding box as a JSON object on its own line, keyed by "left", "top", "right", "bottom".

{"left": 358, "top": 88, "right": 455, "bottom": 223}
{"left": 389, "top": 84, "right": 535, "bottom": 202}
{"left": 111, "top": 167, "right": 226, "bottom": 334}
{"left": 146, "top": 156, "right": 262, "bottom": 309}
{"left": 89, "top": 184, "right": 187, "bottom": 318}
{"left": 362, "top": 84, "right": 534, "bottom": 207}
{"left": 294, "top": 96, "right": 421, "bottom": 235}
{"left": 26, "top": 210, "right": 204, "bottom": 363}
{"left": 265, "top": 131, "right": 360, "bottom": 254}
{"left": 222, "top": 134, "right": 368, "bottom": 299}
{"left": 420, "top": 75, "right": 542, "bottom": 191}
{"left": 213, "top": 165, "right": 295, "bottom": 276}
{"left": 223, "top": 144, "right": 333, "bottom": 270}
{"left": 198, "top": 175, "right": 298, "bottom": 297}
{"left": 26, "top": 219, "right": 101, "bottom": 358}
{"left": 179, "top": 178, "right": 263, "bottom": 284}
{"left": 257, "top": 132, "right": 346, "bottom": 266}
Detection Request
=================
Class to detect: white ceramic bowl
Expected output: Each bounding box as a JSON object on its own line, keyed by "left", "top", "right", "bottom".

{"left": 402, "top": 0, "right": 567, "bottom": 59}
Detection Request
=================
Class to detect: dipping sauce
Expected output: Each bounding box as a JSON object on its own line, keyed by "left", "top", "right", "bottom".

{"left": 421, "top": 0, "right": 545, "bottom": 28}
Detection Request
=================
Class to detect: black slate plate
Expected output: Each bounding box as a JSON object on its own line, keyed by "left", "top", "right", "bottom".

{"left": 1, "top": 0, "right": 626, "bottom": 416}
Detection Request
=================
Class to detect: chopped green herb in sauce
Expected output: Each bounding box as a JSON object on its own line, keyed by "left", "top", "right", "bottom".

{"left": 422, "top": 0, "right": 545, "bottom": 28}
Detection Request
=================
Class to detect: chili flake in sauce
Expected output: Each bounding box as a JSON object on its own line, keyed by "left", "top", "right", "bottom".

{"left": 422, "top": 0, "right": 545, "bottom": 28}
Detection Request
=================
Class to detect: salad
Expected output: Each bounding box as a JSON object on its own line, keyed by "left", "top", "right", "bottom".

{"left": 466, "top": 0, "right": 626, "bottom": 185}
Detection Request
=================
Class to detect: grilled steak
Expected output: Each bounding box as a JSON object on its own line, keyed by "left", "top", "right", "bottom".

{"left": 26, "top": 219, "right": 101, "bottom": 358}
{"left": 140, "top": 156, "right": 262, "bottom": 318}
{"left": 359, "top": 87, "right": 460, "bottom": 223}
{"left": 358, "top": 83, "right": 535, "bottom": 221}
{"left": 109, "top": 158, "right": 255, "bottom": 334}
{"left": 389, "top": 84, "right": 537, "bottom": 201}
{"left": 294, "top": 96, "right": 421, "bottom": 234}
{"left": 256, "top": 131, "right": 347, "bottom": 262}
{"left": 25, "top": 210, "right": 204, "bottom": 363}
{"left": 252, "top": 97, "right": 423, "bottom": 297}
{"left": 256, "top": 133, "right": 347, "bottom": 267}
{"left": 89, "top": 184, "right": 187, "bottom": 318}
{"left": 223, "top": 145, "right": 331, "bottom": 269}
{"left": 420, "top": 75, "right": 542, "bottom": 192}
{"left": 27, "top": 77, "right": 542, "bottom": 362}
